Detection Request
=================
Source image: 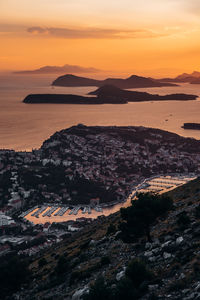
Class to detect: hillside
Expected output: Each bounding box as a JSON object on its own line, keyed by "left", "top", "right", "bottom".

{"left": 11, "top": 177, "right": 200, "bottom": 300}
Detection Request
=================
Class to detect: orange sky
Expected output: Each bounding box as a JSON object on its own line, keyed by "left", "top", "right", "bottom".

{"left": 1, "top": 0, "right": 200, "bottom": 77}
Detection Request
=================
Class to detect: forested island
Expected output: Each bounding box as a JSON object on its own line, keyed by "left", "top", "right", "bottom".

{"left": 23, "top": 85, "right": 198, "bottom": 104}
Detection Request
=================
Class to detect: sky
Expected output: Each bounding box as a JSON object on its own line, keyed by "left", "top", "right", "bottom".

{"left": 1, "top": 0, "right": 200, "bottom": 76}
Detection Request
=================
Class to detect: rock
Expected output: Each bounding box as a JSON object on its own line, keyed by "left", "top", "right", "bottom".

{"left": 182, "top": 289, "right": 190, "bottom": 294}
{"left": 113, "top": 231, "right": 121, "bottom": 238}
{"left": 179, "top": 273, "right": 186, "bottom": 280}
{"left": 116, "top": 269, "right": 125, "bottom": 281}
{"left": 148, "top": 256, "right": 156, "bottom": 262}
{"left": 89, "top": 240, "right": 96, "bottom": 246}
{"left": 195, "top": 283, "right": 200, "bottom": 291}
{"left": 144, "top": 250, "right": 153, "bottom": 257}
{"left": 148, "top": 284, "right": 159, "bottom": 292}
{"left": 152, "top": 238, "right": 161, "bottom": 248}
{"left": 161, "top": 241, "right": 171, "bottom": 248}
{"left": 162, "top": 242, "right": 177, "bottom": 253}
{"left": 96, "top": 236, "right": 108, "bottom": 245}
{"left": 163, "top": 252, "right": 172, "bottom": 259}
{"left": 152, "top": 248, "right": 160, "bottom": 255}
{"left": 176, "top": 236, "right": 184, "bottom": 245}
{"left": 164, "top": 235, "right": 173, "bottom": 242}
{"left": 72, "top": 287, "right": 89, "bottom": 300}
{"left": 145, "top": 242, "right": 152, "bottom": 250}
{"left": 184, "top": 228, "right": 192, "bottom": 234}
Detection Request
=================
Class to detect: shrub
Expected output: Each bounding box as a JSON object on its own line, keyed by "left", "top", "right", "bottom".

{"left": 55, "top": 255, "right": 69, "bottom": 275}
{"left": 120, "top": 193, "right": 173, "bottom": 242}
{"left": 114, "top": 277, "right": 139, "bottom": 300}
{"left": 106, "top": 224, "right": 116, "bottom": 235}
{"left": 177, "top": 211, "right": 191, "bottom": 229}
{"left": 38, "top": 257, "right": 47, "bottom": 268}
{"left": 101, "top": 256, "right": 111, "bottom": 266}
{"left": 195, "top": 205, "right": 200, "bottom": 218}
{"left": 125, "top": 259, "right": 153, "bottom": 288}
{"left": 82, "top": 277, "right": 112, "bottom": 300}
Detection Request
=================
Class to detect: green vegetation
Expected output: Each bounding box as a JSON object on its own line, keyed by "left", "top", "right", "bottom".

{"left": 120, "top": 193, "right": 173, "bottom": 242}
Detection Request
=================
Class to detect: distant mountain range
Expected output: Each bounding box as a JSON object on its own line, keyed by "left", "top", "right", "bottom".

{"left": 158, "top": 71, "right": 200, "bottom": 84}
{"left": 13, "top": 64, "right": 101, "bottom": 75}
{"left": 52, "top": 74, "right": 177, "bottom": 89}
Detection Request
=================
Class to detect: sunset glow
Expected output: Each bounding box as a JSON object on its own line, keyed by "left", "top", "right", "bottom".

{"left": 1, "top": 0, "right": 200, "bottom": 76}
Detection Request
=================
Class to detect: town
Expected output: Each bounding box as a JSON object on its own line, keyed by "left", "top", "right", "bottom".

{"left": 0, "top": 125, "right": 200, "bottom": 258}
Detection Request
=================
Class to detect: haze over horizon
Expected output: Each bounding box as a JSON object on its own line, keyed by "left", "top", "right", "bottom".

{"left": 1, "top": 0, "right": 200, "bottom": 77}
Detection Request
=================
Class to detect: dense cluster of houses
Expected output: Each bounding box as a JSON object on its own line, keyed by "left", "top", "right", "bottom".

{"left": 1, "top": 125, "right": 200, "bottom": 258}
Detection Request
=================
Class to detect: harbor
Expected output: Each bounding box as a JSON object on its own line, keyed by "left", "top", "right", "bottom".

{"left": 23, "top": 174, "right": 196, "bottom": 224}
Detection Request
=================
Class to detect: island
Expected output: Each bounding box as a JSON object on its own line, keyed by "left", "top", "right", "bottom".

{"left": 23, "top": 85, "right": 198, "bottom": 104}
{"left": 23, "top": 93, "right": 127, "bottom": 104}
{"left": 182, "top": 123, "right": 200, "bottom": 130}
{"left": 52, "top": 74, "right": 178, "bottom": 89}
{"left": 158, "top": 71, "right": 200, "bottom": 84}
{"left": 13, "top": 64, "right": 100, "bottom": 74}
{"left": 88, "top": 85, "right": 198, "bottom": 101}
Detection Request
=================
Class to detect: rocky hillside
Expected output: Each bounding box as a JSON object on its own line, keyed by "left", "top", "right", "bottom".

{"left": 11, "top": 177, "right": 200, "bottom": 300}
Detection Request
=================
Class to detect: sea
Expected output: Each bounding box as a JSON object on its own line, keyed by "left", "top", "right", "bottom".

{"left": 1, "top": 73, "right": 200, "bottom": 151}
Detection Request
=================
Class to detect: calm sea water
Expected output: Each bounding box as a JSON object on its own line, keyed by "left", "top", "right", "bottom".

{"left": 1, "top": 73, "right": 200, "bottom": 151}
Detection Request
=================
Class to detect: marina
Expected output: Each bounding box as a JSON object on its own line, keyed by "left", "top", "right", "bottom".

{"left": 54, "top": 207, "right": 69, "bottom": 216}
{"left": 23, "top": 174, "right": 196, "bottom": 224}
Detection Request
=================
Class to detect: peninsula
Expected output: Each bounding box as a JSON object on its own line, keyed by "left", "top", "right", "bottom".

{"left": 23, "top": 85, "right": 198, "bottom": 104}
{"left": 52, "top": 74, "right": 178, "bottom": 88}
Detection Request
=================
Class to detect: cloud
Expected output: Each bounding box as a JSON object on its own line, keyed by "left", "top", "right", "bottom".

{"left": 27, "top": 26, "right": 171, "bottom": 39}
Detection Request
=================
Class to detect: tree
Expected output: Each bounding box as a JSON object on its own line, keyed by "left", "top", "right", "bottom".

{"left": 82, "top": 277, "right": 112, "bottom": 300}
{"left": 115, "top": 277, "right": 139, "bottom": 300}
{"left": 106, "top": 224, "right": 116, "bottom": 235}
{"left": 38, "top": 257, "right": 47, "bottom": 268}
{"left": 55, "top": 255, "right": 69, "bottom": 275}
{"left": 125, "top": 259, "right": 153, "bottom": 288}
{"left": 120, "top": 193, "right": 173, "bottom": 242}
{"left": 177, "top": 211, "right": 191, "bottom": 229}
